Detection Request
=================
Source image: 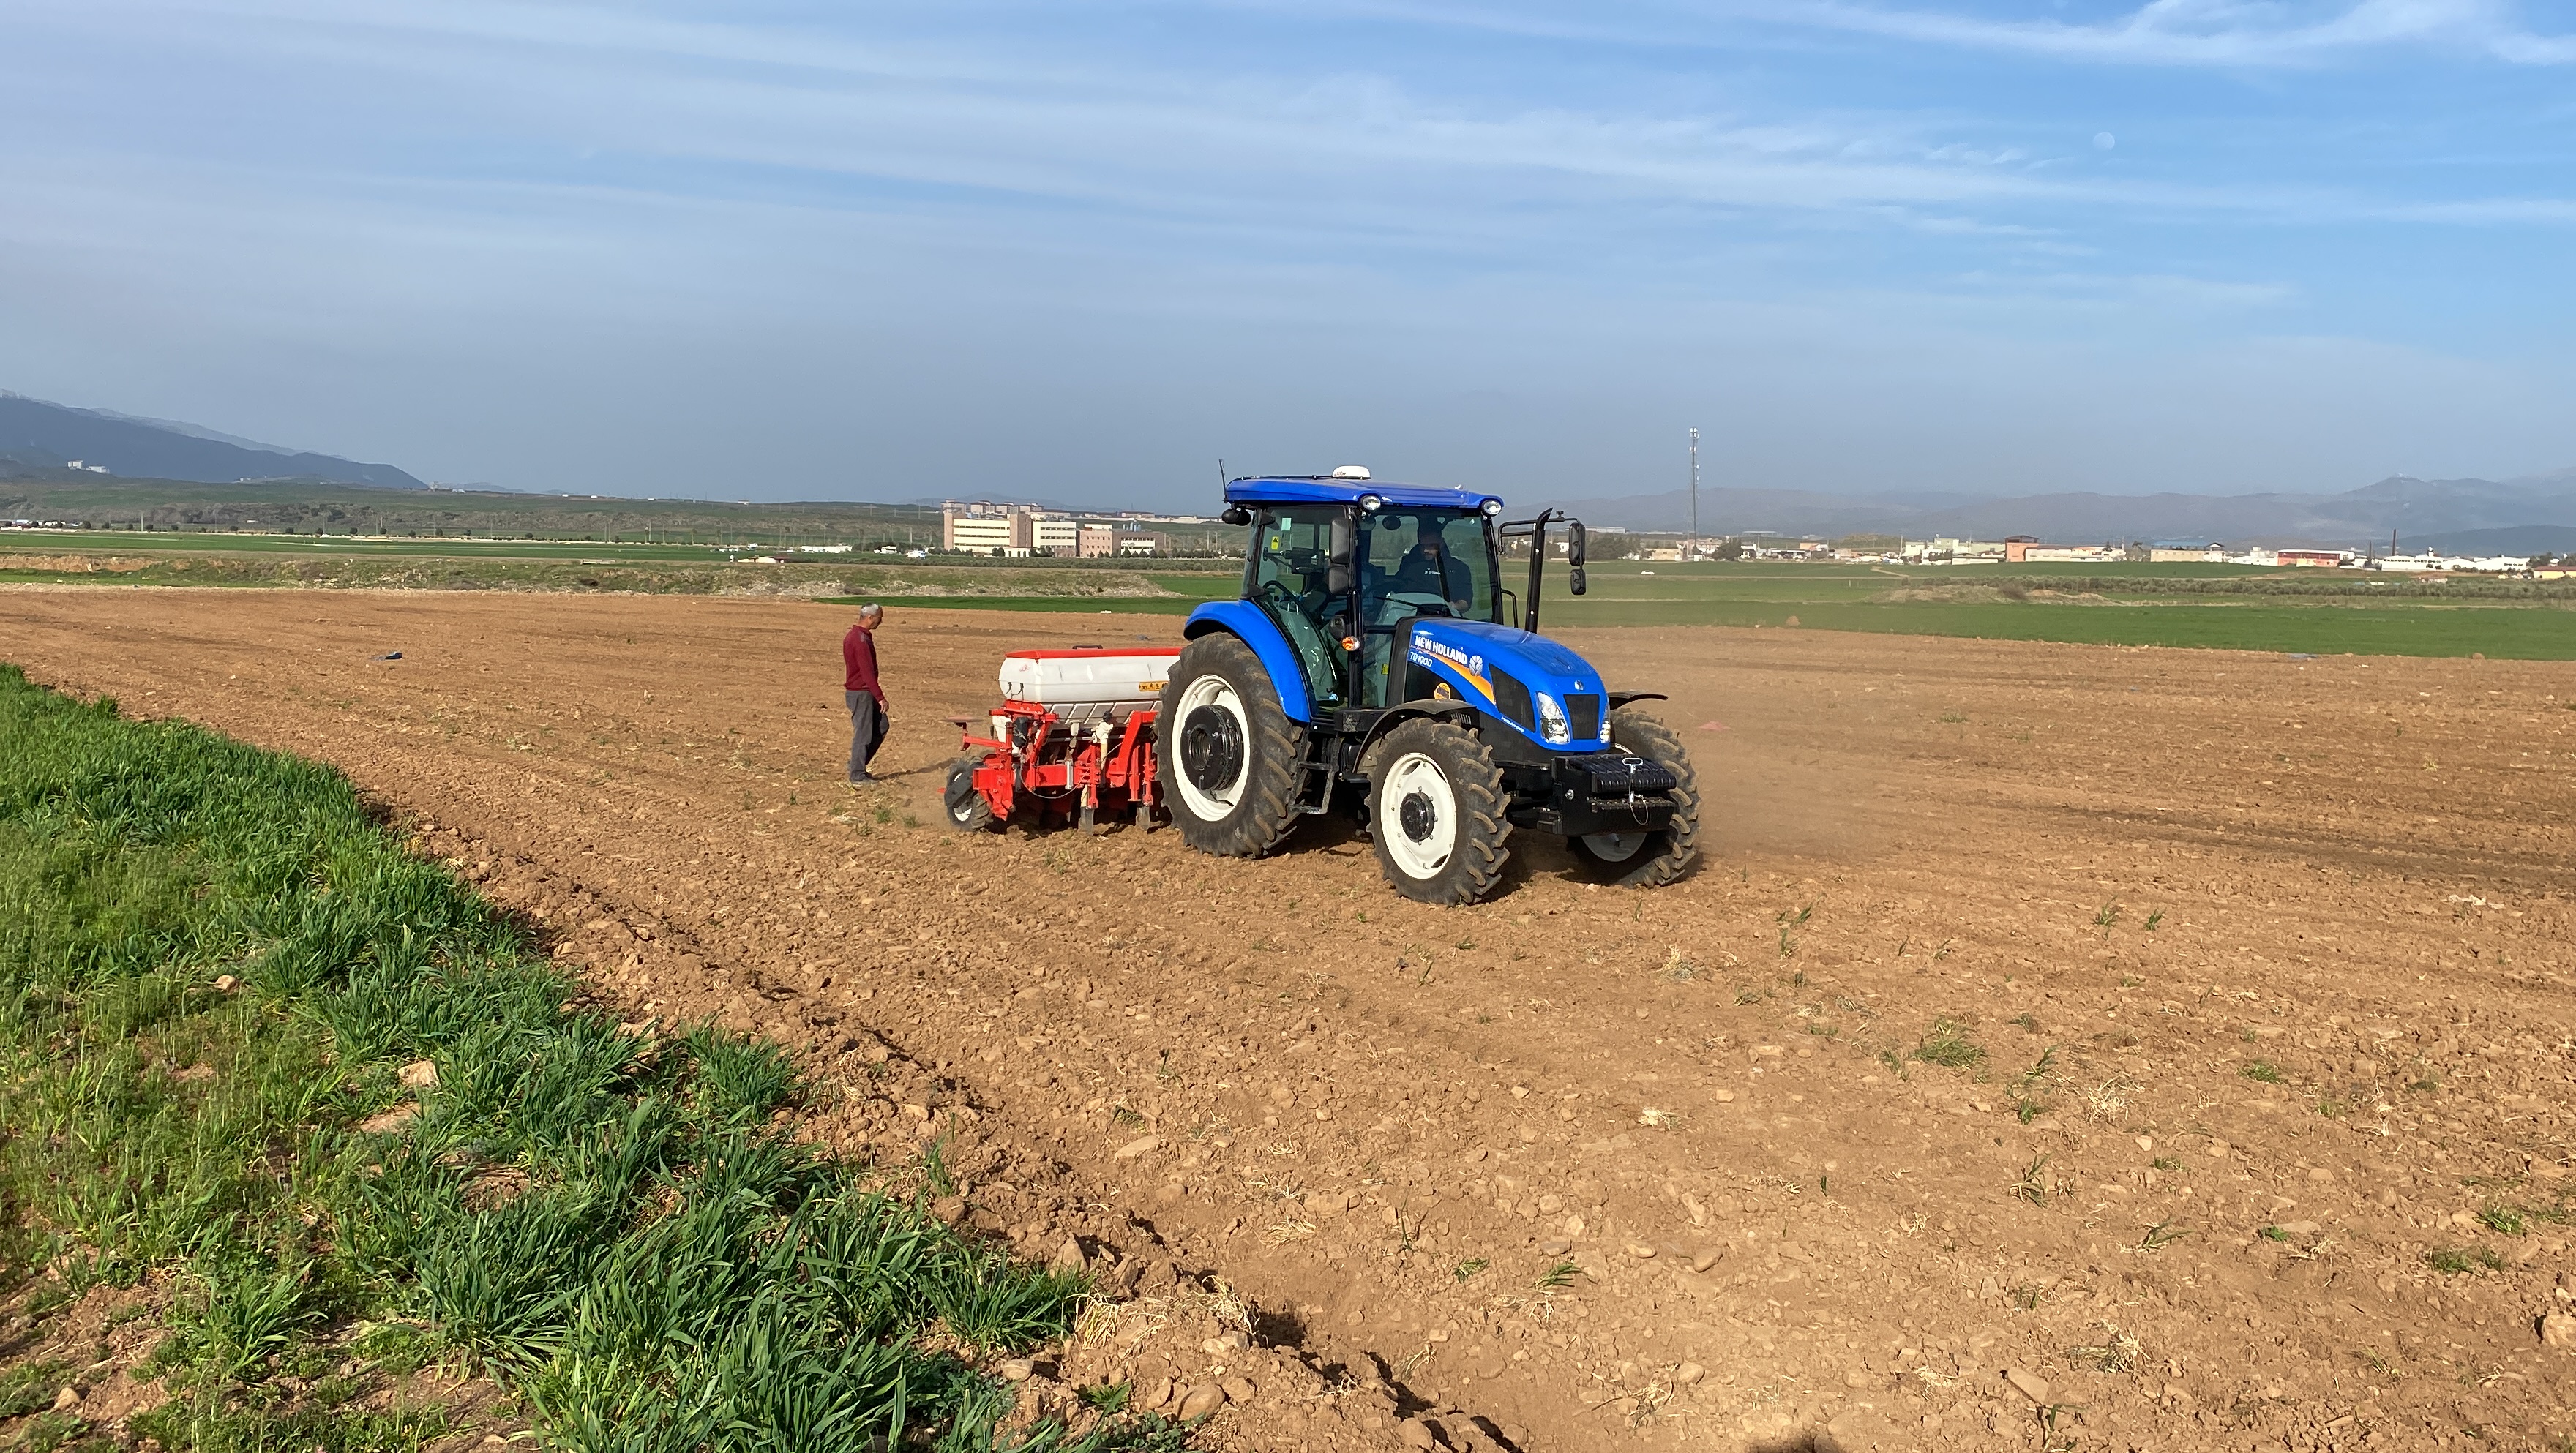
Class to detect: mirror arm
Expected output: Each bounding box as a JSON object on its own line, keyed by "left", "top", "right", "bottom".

{"left": 1523, "top": 508, "right": 1554, "bottom": 634}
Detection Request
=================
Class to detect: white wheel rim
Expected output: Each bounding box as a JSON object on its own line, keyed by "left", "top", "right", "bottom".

{"left": 1170, "top": 673, "right": 1249, "bottom": 820}
{"left": 1581, "top": 831, "right": 1646, "bottom": 863}
{"left": 1377, "top": 751, "right": 1456, "bottom": 880}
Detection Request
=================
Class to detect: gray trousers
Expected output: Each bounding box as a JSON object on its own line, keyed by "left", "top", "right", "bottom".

{"left": 847, "top": 691, "right": 888, "bottom": 780}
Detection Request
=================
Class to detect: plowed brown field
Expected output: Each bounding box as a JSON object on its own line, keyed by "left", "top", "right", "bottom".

{"left": 8, "top": 588, "right": 2576, "bottom": 1453}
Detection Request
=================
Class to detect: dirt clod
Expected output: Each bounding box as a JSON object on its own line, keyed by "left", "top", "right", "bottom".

{"left": 1177, "top": 1382, "right": 1226, "bottom": 1420}
{"left": 397, "top": 1059, "right": 438, "bottom": 1088}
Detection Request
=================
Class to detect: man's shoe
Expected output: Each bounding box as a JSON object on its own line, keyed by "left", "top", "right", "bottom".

{"left": 847, "top": 775, "right": 874, "bottom": 786}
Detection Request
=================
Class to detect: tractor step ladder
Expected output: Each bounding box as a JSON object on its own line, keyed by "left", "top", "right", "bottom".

{"left": 1290, "top": 735, "right": 1337, "bottom": 815}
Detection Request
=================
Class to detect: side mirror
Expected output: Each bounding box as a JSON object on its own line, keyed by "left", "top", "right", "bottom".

{"left": 1221, "top": 505, "right": 1251, "bottom": 527}
{"left": 1568, "top": 520, "right": 1587, "bottom": 568}
{"left": 1570, "top": 566, "right": 1587, "bottom": 596}
{"left": 1327, "top": 514, "right": 1355, "bottom": 596}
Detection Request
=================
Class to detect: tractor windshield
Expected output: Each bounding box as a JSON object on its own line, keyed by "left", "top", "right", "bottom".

{"left": 1360, "top": 509, "right": 1498, "bottom": 624}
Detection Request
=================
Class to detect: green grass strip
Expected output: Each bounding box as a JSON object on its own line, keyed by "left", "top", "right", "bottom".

{"left": 0, "top": 664, "right": 1184, "bottom": 1452}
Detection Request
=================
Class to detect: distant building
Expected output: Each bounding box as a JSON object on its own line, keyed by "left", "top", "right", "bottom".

{"left": 1077, "top": 525, "right": 1119, "bottom": 558}
{"left": 2004, "top": 537, "right": 2122, "bottom": 563}
{"left": 943, "top": 502, "right": 1018, "bottom": 554}
{"left": 2274, "top": 549, "right": 2344, "bottom": 568}
{"left": 941, "top": 500, "right": 1077, "bottom": 555}
{"left": 1030, "top": 516, "right": 1078, "bottom": 554}
{"left": 1903, "top": 537, "right": 2006, "bottom": 563}
{"left": 2148, "top": 541, "right": 2226, "bottom": 563}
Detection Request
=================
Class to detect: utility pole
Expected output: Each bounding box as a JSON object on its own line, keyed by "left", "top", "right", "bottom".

{"left": 1688, "top": 427, "right": 1700, "bottom": 563}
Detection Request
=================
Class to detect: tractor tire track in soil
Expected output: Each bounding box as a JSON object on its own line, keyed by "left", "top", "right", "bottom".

{"left": 8, "top": 588, "right": 2576, "bottom": 1452}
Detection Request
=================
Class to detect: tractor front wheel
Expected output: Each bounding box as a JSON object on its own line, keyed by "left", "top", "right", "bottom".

{"left": 1157, "top": 633, "right": 1306, "bottom": 857}
{"left": 1566, "top": 707, "right": 1699, "bottom": 887}
{"left": 1366, "top": 718, "right": 1511, "bottom": 905}
{"left": 943, "top": 756, "right": 997, "bottom": 832}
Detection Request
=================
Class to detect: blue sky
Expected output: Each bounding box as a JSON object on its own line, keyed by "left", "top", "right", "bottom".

{"left": 3, "top": 0, "right": 2571, "bottom": 508}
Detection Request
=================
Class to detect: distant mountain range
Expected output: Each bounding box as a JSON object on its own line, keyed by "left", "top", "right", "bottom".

{"left": 1549, "top": 468, "right": 2576, "bottom": 552}
{"left": 8, "top": 388, "right": 2572, "bottom": 551}
{"left": 0, "top": 392, "right": 424, "bottom": 489}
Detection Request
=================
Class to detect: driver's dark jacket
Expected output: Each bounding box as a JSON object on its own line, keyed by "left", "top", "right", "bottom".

{"left": 1389, "top": 551, "right": 1467, "bottom": 603}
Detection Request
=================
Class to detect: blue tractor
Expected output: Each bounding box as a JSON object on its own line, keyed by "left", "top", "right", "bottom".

{"left": 1156, "top": 467, "right": 1699, "bottom": 904}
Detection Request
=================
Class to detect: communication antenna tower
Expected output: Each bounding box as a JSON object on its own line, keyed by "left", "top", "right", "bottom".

{"left": 1688, "top": 427, "right": 1701, "bottom": 563}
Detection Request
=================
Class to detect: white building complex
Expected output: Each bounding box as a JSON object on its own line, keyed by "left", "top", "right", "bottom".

{"left": 940, "top": 501, "right": 1078, "bottom": 556}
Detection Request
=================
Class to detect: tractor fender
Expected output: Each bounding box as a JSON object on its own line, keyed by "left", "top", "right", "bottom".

{"left": 1351, "top": 700, "right": 1481, "bottom": 776}
{"left": 1180, "top": 602, "right": 1314, "bottom": 724}
{"left": 1608, "top": 691, "right": 1669, "bottom": 708}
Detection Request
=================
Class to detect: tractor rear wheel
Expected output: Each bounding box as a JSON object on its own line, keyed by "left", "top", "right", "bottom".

{"left": 1566, "top": 707, "right": 1699, "bottom": 887}
{"left": 1366, "top": 718, "right": 1511, "bottom": 905}
{"left": 943, "top": 755, "right": 997, "bottom": 832}
{"left": 1157, "top": 633, "right": 1306, "bottom": 857}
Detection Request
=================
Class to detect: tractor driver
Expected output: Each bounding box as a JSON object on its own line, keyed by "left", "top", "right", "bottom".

{"left": 1388, "top": 528, "right": 1473, "bottom": 617}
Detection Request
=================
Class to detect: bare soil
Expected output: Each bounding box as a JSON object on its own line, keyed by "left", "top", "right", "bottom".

{"left": 7, "top": 589, "right": 2576, "bottom": 1452}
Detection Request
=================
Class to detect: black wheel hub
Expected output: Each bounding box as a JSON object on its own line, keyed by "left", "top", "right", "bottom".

{"left": 1399, "top": 790, "right": 1437, "bottom": 843}
{"left": 1180, "top": 703, "right": 1245, "bottom": 793}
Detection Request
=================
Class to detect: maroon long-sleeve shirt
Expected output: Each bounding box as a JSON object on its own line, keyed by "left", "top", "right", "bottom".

{"left": 842, "top": 623, "right": 884, "bottom": 705}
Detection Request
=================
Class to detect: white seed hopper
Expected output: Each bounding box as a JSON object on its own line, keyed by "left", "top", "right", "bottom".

{"left": 997, "top": 648, "right": 1182, "bottom": 717}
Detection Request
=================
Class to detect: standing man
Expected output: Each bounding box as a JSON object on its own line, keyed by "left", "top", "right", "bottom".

{"left": 843, "top": 603, "right": 888, "bottom": 784}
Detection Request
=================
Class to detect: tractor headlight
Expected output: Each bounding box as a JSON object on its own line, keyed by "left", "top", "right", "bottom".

{"left": 1535, "top": 692, "right": 1570, "bottom": 745}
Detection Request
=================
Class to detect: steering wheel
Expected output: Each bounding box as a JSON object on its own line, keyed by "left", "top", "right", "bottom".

{"left": 1257, "top": 578, "right": 1308, "bottom": 616}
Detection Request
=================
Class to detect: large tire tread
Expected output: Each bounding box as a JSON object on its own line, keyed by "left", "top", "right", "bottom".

{"left": 1368, "top": 718, "right": 1512, "bottom": 906}
{"left": 944, "top": 755, "right": 997, "bottom": 832}
{"left": 1157, "top": 634, "right": 1308, "bottom": 858}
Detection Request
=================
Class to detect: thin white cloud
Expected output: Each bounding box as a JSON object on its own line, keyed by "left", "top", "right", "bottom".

{"left": 1281, "top": 0, "right": 2576, "bottom": 67}
{"left": 1772, "top": 0, "right": 2576, "bottom": 67}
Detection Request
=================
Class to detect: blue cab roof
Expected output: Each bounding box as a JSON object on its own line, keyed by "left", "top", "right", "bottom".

{"left": 1225, "top": 476, "right": 1504, "bottom": 512}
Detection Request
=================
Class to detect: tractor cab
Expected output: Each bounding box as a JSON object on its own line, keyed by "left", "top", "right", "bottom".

{"left": 1155, "top": 468, "right": 1701, "bottom": 905}
{"left": 1243, "top": 491, "right": 1507, "bottom": 713}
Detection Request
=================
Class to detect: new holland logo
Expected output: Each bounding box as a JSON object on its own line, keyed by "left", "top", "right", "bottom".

{"left": 1414, "top": 634, "right": 1495, "bottom": 702}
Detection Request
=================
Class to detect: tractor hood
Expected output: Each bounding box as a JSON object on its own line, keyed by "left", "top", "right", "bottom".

{"left": 1405, "top": 618, "right": 1614, "bottom": 751}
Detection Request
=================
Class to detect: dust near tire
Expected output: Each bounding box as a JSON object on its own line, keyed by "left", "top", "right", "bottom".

{"left": 1564, "top": 705, "right": 1700, "bottom": 887}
